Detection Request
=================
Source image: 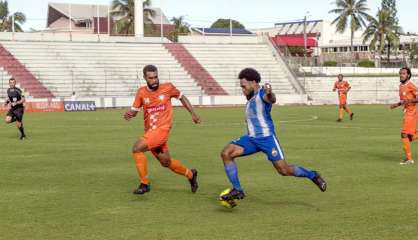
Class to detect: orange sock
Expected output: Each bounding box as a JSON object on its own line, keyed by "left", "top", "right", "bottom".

{"left": 168, "top": 159, "right": 193, "bottom": 179}
{"left": 133, "top": 153, "right": 149, "bottom": 185}
{"left": 338, "top": 108, "right": 343, "bottom": 119}
{"left": 402, "top": 138, "right": 412, "bottom": 160}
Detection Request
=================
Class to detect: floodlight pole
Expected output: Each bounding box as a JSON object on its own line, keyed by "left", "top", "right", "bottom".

{"left": 303, "top": 15, "right": 307, "bottom": 64}
{"left": 160, "top": 0, "right": 164, "bottom": 40}
{"left": 97, "top": 5, "right": 100, "bottom": 37}
{"left": 135, "top": 0, "right": 144, "bottom": 38}
{"left": 69, "top": 4, "right": 72, "bottom": 40}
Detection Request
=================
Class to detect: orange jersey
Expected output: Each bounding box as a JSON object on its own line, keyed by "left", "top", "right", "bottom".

{"left": 132, "top": 83, "right": 182, "bottom": 131}
{"left": 334, "top": 80, "right": 350, "bottom": 96}
{"left": 399, "top": 81, "right": 418, "bottom": 115}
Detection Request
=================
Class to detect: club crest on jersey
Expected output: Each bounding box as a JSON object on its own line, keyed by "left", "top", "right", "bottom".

{"left": 144, "top": 98, "right": 150, "bottom": 104}
{"left": 272, "top": 148, "right": 278, "bottom": 157}
{"left": 159, "top": 95, "right": 165, "bottom": 101}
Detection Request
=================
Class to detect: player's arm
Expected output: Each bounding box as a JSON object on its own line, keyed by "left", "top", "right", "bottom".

{"left": 390, "top": 99, "right": 411, "bottom": 109}
{"left": 179, "top": 95, "right": 201, "bottom": 124}
{"left": 263, "top": 83, "right": 276, "bottom": 104}
{"left": 332, "top": 83, "right": 337, "bottom": 92}
{"left": 124, "top": 90, "right": 142, "bottom": 121}
{"left": 12, "top": 96, "right": 25, "bottom": 106}
{"left": 4, "top": 98, "right": 10, "bottom": 106}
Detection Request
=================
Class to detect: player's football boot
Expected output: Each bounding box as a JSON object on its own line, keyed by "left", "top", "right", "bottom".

{"left": 311, "top": 171, "right": 327, "bottom": 192}
{"left": 400, "top": 159, "right": 415, "bottom": 165}
{"left": 133, "top": 183, "right": 150, "bottom": 195}
{"left": 336, "top": 118, "right": 342, "bottom": 122}
{"left": 20, "top": 134, "right": 26, "bottom": 140}
{"left": 188, "top": 169, "right": 198, "bottom": 193}
{"left": 221, "top": 188, "right": 246, "bottom": 201}
{"left": 350, "top": 113, "right": 354, "bottom": 120}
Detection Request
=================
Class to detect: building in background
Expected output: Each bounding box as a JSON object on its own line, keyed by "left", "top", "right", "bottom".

{"left": 46, "top": 2, "right": 174, "bottom": 36}
{"left": 252, "top": 19, "right": 418, "bottom": 66}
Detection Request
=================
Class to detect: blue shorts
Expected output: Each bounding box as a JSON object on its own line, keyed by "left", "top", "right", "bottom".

{"left": 230, "top": 135, "right": 285, "bottom": 161}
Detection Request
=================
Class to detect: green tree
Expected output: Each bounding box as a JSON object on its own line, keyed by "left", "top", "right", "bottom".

{"left": 210, "top": 19, "right": 245, "bottom": 29}
{"left": 329, "top": 0, "right": 371, "bottom": 56}
{"left": 111, "top": 0, "right": 155, "bottom": 35}
{"left": 381, "top": 0, "right": 401, "bottom": 62}
{"left": 0, "top": 0, "right": 26, "bottom": 32}
{"left": 362, "top": 8, "right": 401, "bottom": 63}
{"left": 381, "top": 0, "right": 398, "bottom": 24}
{"left": 169, "top": 16, "right": 190, "bottom": 42}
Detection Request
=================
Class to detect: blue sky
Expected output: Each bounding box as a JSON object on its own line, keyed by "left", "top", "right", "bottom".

{"left": 7, "top": 0, "right": 418, "bottom": 33}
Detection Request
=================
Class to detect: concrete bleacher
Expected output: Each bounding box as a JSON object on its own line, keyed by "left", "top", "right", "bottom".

{"left": 0, "top": 68, "right": 12, "bottom": 98}
{"left": 305, "top": 77, "right": 400, "bottom": 104}
{"left": 0, "top": 41, "right": 203, "bottom": 98}
{"left": 183, "top": 43, "right": 297, "bottom": 95}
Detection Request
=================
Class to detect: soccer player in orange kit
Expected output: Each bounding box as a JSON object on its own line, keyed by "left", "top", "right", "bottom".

{"left": 390, "top": 67, "right": 418, "bottom": 165}
{"left": 124, "top": 65, "right": 201, "bottom": 194}
{"left": 333, "top": 74, "right": 354, "bottom": 122}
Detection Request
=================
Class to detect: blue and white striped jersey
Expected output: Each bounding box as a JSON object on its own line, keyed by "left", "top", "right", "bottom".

{"left": 245, "top": 88, "right": 275, "bottom": 137}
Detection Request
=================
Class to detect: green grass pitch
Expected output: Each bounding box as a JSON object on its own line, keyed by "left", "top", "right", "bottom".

{"left": 1, "top": 105, "right": 417, "bottom": 240}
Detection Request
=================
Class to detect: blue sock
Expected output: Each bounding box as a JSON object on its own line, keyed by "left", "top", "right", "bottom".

{"left": 224, "top": 162, "right": 242, "bottom": 190}
{"left": 293, "top": 165, "right": 316, "bottom": 180}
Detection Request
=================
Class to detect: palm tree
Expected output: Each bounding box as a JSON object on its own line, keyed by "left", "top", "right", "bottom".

{"left": 0, "top": 0, "right": 26, "bottom": 32}
{"left": 170, "top": 16, "right": 190, "bottom": 42}
{"left": 362, "top": 8, "right": 401, "bottom": 64}
{"left": 111, "top": 0, "right": 155, "bottom": 35}
{"left": 329, "top": 0, "right": 371, "bottom": 57}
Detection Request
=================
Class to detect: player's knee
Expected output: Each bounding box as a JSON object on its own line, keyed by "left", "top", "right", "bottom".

{"left": 221, "top": 150, "right": 232, "bottom": 161}
{"left": 132, "top": 144, "right": 145, "bottom": 153}
{"left": 159, "top": 159, "right": 171, "bottom": 168}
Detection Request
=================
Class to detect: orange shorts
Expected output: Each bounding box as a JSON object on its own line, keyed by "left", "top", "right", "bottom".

{"left": 339, "top": 94, "right": 347, "bottom": 105}
{"left": 141, "top": 128, "right": 170, "bottom": 155}
{"left": 402, "top": 112, "right": 417, "bottom": 135}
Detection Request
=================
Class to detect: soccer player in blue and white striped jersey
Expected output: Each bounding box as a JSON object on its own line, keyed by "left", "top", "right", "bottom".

{"left": 220, "top": 68, "right": 327, "bottom": 201}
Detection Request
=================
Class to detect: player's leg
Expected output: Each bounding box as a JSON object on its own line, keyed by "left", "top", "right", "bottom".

{"left": 400, "top": 114, "right": 416, "bottom": 165}
{"left": 131, "top": 138, "right": 151, "bottom": 194}
{"left": 220, "top": 136, "right": 258, "bottom": 200}
{"left": 5, "top": 109, "right": 15, "bottom": 124}
{"left": 337, "top": 104, "right": 344, "bottom": 122}
{"left": 258, "top": 135, "right": 327, "bottom": 192}
{"left": 15, "top": 108, "right": 26, "bottom": 139}
{"left": 343, "top": 104, "right": 354, "bottom": 120}
{"left": 152, "top": 148, "right": 198, "bottom": 193}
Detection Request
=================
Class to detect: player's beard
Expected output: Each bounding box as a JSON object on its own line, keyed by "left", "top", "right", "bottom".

{"left": 400, "top": 78, "right": 408, "bottom": 84}
{"left": 246, "top": 90, "right": 255, "bottom": 100}
{"left": 147, "top": 82, "right": 159, "bottom": 90}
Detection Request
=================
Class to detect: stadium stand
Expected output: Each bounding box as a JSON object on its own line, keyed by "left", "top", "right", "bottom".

{"left": 0, "top": 44, "right": 55, "bottom": 98}
{"left": 0, "top": 67, "right": 13, "bottom": 98}
{"left": 164, "top": 43, "right": 228, "bottom": 95}
{"left": 183, "top": 43, "right": 298, "bottom": 95}
{"left": 0, "top": 40, "right": 203, "bottom": 98}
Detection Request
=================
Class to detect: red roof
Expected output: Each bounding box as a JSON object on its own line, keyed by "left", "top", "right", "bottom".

{"left": 272, "top": 36, "right": 318, "bottom": 47}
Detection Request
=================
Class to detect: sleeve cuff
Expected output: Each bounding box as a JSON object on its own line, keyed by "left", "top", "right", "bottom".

{"left": 177, "top": 92, "right": 183, "bottom": 99}
{"left": 131, "top": 107, "right": 141, "bottom": 111}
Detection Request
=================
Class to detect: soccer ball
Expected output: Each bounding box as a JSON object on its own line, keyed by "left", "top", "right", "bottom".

{"left": 218, "top": 188, "right": 239, "bottom": 208}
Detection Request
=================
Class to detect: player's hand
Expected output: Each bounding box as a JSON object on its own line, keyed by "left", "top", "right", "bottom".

{"left": 264, "top": 83, "right": 272, "bottom": 95}
{"left": 124, "top": 110, "right": 137, "bottom": 121}
{"left": 390, "top": 102, "right": 401, "bottom": 109}
{"left": 191, "top": 113, "right": 201, "bottom": 124}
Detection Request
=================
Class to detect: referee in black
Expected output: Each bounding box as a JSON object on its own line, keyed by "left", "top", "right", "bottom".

{"left": 4, "top": 77, "right": 26, "bottom": 139}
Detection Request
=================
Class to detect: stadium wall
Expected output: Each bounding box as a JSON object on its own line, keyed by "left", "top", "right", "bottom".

{"left": 302, "top": 67, "right": 417, "bottom": 76}
{"left": 305, "top": 76, "right": 400, "bottom": 105}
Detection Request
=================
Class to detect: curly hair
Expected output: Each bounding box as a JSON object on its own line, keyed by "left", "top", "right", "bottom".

{"left": 238, "top": 68, "right": 261, "bottom": 83}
